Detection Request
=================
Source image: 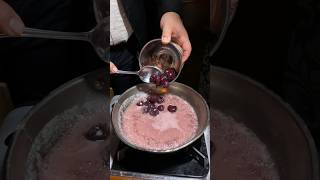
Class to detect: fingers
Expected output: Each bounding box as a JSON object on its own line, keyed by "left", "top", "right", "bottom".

{"left": 174, "top": 32, "right": 192, "bottom": 63}
{"left": 0, "top": 0, "right": 24, "bottom": 36}
{"left": 180, "top": 36, "right": 192, "bottom": 62}
{"left": 160, "top": 12, "right": 191, "bottom": 62}
{"left": 109, "top": 62, "right": 118, "bottom": 74}
{"left": 161, "top": 24, "right": 172, "bottom": 44}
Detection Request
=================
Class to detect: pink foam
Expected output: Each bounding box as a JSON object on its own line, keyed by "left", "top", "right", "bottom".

{"left": 121, "top": 94, "right": 198, "bottom": 150}
{"left": 37, "top": 119, "right": 106, "bottom": 180}
{"left": 212, "top": 110, "right": 280, "bottom": 180}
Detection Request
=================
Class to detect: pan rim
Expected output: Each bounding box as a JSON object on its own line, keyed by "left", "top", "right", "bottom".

{"left": 5, "top": 69, "right": 107, "bottom": 179}
{"left": 211, "top": 66, "right": 320, "bottom": 180}
{"left": 111, "top": 82, "right": 210, "bottom": 154}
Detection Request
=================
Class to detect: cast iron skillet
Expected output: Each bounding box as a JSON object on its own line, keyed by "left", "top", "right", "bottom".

{"left": 211, "top": 66, "right": 319, "bottom": 180}
{"left": 4, "top": 69, "right": 108, "bottom": 180}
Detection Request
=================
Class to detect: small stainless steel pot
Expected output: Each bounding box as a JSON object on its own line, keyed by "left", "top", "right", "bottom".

{"left": 138, "top": 39, "right": 184, "bottom": 83}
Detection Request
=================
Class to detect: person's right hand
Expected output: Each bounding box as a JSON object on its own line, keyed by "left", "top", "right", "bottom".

{"left": 0, "top": 0, "right": 24, "bottom": 36}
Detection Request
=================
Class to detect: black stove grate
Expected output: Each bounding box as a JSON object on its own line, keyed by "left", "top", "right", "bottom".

{"left": 111, "top": 135, "right": 209, "bottom": 178}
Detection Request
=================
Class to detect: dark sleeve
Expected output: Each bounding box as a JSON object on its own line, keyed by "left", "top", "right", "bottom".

{"left": 153, "top": 0, "right": 183, "bottom": 18}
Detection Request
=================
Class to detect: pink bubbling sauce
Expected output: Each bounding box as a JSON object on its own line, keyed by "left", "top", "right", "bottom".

{"left": 37, "top": 120, "right": 106, "bottom": 180}
{"left": 212, "top": 110, "right": 280, "bottom": 180}
{"left": 121, "top": 94, "right": 198, "bottom": 150}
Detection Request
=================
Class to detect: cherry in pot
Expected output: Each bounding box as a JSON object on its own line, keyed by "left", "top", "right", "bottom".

{"left": 167, "top": 105, "right": 177, "bottom": 113}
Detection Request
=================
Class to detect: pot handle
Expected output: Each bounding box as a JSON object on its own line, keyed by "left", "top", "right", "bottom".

{"left": 110, "top": 95, "right": 121, "bottom": 113}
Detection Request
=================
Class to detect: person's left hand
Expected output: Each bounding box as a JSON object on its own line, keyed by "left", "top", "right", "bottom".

{"left": 109, "top": 61, "right": 118, "bottom": 74}
{"left": 160, "top": 12, "right": 192, "bottom": 63}
{"left": 0, "top": 0, "right": 24, "bottom": 36}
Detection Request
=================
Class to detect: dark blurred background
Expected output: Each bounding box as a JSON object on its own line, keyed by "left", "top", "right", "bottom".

{"left": 179, "top": 0, "right": 320, "bottom": 151}
{"left": 0, "top": 0, "right": 319, "bottom": 147}
{"left": 0, "top": 0, "right": 104, "bottom": 124}
{"left": 212, "top": 0, "right": 320, "bottom": 149}
{"left": 0, "top": 0, "right": 104, "bottom": 107}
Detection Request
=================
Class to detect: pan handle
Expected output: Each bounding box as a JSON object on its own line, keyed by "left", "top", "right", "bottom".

{"left": 110, "top": 95, "right": 121, "bottom": 113}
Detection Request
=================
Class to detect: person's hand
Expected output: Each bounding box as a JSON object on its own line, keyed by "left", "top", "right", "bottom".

{"left": 160, "top": 12, "right": 191, "bottom": 63}
{"left": 0, "top": 0, "right": 24, "bottom": 36}
{"left": 109, "top": 62, "right": 118, "bottom": 74}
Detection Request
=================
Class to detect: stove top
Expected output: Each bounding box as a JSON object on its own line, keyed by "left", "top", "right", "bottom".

{"left": 110, "top": 129, "right": 210, "bottom": 180}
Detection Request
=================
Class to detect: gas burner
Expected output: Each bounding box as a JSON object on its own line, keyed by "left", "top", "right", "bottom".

{"left": 110, "top": 135, "right": 209, "bottom": 180}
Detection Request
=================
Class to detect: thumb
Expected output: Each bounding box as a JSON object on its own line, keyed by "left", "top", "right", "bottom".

{"left": 161, "top": 25, "right": 172, "bottom": 44}
{"left": 0, "top": 0, "right": 25, "bottom": 36}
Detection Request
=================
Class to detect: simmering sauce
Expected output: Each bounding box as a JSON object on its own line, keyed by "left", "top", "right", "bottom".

{"left": 121, "top": 94, "right": 198, "bottom": 150}
{"left": 212, "top": 110, "right": 280, "bottom": 180}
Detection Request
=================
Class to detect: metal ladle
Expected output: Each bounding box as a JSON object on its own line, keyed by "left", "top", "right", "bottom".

{"left": 0, "top": 17, "right": 109, "bottom": 62}
{"left": 116, "top": 66, "right": 163, "bottom": 83}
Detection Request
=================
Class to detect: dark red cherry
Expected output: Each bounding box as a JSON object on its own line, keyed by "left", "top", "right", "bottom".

{"left": 150, "top": 74, "right": 157, "bottom": 83}
{"left": 85, "top": 123, "right": 107, "bottom": 141}
{"left": 143, "top": 101, "right": 150, "bottom": 106}
{"left": 149, "top": 108, "right": 159, "bottom": 116}
{"left": 143, "top": 107, "right": 150, "bottom": 113}
{"left": 150, "top": 73, "right": 161, "bottom": 85}
{"left": 164, "top": 68, "right": 175, "bottom": 74}
{"left": 157, "top": 105, "right": 164, "bottom": 111}
{"left": 157, "top": 96, "right": 165, "bottom": 104}
{"left": 148, "top": 103, "right": 156, "bottom": 109}
{"left": 147, "top": 95, "right": 158, "bottom": 104}
{"left": 164, "top": 68, "right": 176, "bottom": 81}
{"left": 160, "top": 74, "right": 168, "bottom": 83}
{"left": 161, "top": 80, "right": 169, "bottom": 88}
{"left": 167, "top": 105, "right": 177, "bottom": 113}
{"left": 136, "top": 101, "right": 144, "bottom": 106}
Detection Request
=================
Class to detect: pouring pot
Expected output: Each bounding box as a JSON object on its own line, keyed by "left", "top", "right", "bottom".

{"left": 111, "top": 82, "right": 210, "bottom": 153}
